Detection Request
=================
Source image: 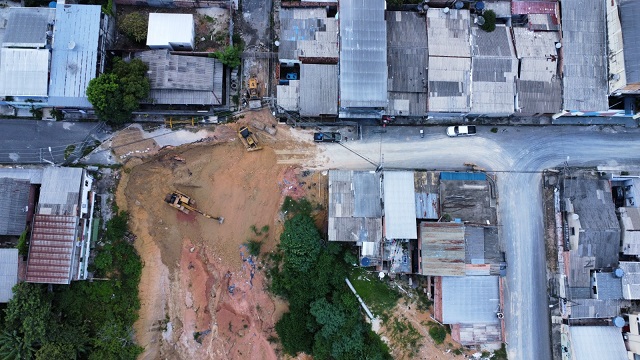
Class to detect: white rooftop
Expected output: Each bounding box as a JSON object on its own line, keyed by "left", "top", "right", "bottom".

{"left": 146, "top": 13, "right": 194, "bottom": 48}
{"left": 0, "top": 49, "right": 50, "bottom": 97}
{"left": 383, "top": 171, "right": 417, "bottom": 239}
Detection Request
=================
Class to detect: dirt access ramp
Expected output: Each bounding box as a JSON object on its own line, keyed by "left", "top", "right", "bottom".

{"left": 113, "top": 110, "right": 323, "bottom": 359}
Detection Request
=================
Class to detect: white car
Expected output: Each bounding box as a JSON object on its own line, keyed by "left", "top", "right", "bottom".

{"left": 446, "top": 125, "right": 477, "bottom": 137}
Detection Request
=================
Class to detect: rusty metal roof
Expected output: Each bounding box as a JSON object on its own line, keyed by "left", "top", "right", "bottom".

{"left": 511, "top": 1, "right": 558, "bottom": 15}
{"left": 26, "top": 214, "right": 77, "bottom": 284}
{"left": 420, "top": 222, "right": 466, "bottom": 276}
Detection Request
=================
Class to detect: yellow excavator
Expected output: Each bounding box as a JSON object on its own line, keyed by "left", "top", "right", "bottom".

{"left": 164, "top": 190, "right": 224, "bottom": 224}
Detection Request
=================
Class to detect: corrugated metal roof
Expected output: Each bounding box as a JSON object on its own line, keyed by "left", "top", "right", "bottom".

{"left": 620, "top": 0, "right": 640, "bottom": 84}
{"left": 441, "top": 275, "right": 500, "bottom": 324}
{"left": 278, "top": 8, "right": 338, "bottom": 60}
{"left": 565, "top": 178, "right": 620, "bottom": 269}
{"left": 48, "top": 4, "right": 101, "bottom": 108}
{"left": 135, "top": 50, "right": 223, "bottom": 105}
{"left": 569, "top": 298, "right": 628, "bottom": 319}
{"left": 513, "top": 27, "right": 560, "bottom": 59}
{"left": 561, "top": 0, "right": 608, "bottom": 110}
{"left": 277, "top": 80, "right": 299, "bottom": 111}
{"left": 299, "top": 64, "right": 337, "bottom": 116}
{"left": 0, "top": 48, "right": 50, "bottom": 97}
{"left": 465, "top": 225, "right": 485, "bottom": 264}
{"left": 383, "top": 171, "right": 416, "bottom": 239}
{"left": 593, "top": 272, "right": 623, "bottom": 300}
{"left": 339, "top": 0, "right": 387, "bottom": 108}
{"left": 569, "top": 326, "right": 627, "bottom": 360}
{"left": 0, "top": 249, "right": 18, "bottom": 303}
{"left": 606, "top": 0, "right": 626, "bottom": 94}
{"left": 620, "top": 262, "right": 640, "bottom": 300}
{"left": 146, "top": 13, "right": 194, "bottom": 49}
{"left": 387, "top": 11, "right": 428, "bottom": 116}
{"left": 26, "top": 214, "right": 77, "bottom": 284}
{"left": 38, "top": 167, "right": 82, "bottom": 216}
{"left": 419, "top": 222, "right": 465, "bottom": 276}
{"left": 0, "top": 168, "right": 43, "bottom": 184}
{"left": 3, "top": 7, "right": 54, "bottom": 48}
{"left": 0, "top": 178, "right": 31, "bottom": 236}
{"left": 620, "top": 207, "right": 640, "bottom": 256}
{"left": 426, "top": 8, "right": 470, "bottom": 58}
{"left": 470, "top": 26, "right": 516, "bottom": 115}
{"left": 414, "top": 172, "right": 439, "bottom": 219}
{"left": 329, "top": 217, "right": 382, "bottom": 243}
{"left": 328, "top": 170, "right": 382, "bottom": 242}
{"left": 428, "top": 56, "right": 471, "bottom": 112}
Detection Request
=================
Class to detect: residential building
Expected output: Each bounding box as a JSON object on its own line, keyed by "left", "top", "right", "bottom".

{"left": 560, "top": 0, "right": 608, "bottom": 111}
{"left": 146, "top": 13, "right": 195, "bottom": 51}
{"left": 25, "top": 167, "right": 95, "bottom": 284}
{"left": 433, "top": 275, "right": 502, "bottom": 346}
{"left": 277, "top": 6, "right": 338, "bottom": 117}
{"left": 339, "top": 0, "right": 387, "bottom": 118}
{"left": 0, "top": 178, "right": 34, "bottom": 236}
{"left": 386, "top": 11, "right": 428, "bottom": 116}
{"left": 0, "top": 4, "right": 115, "bottom": 111}
{"left": 135, "top": 50, "right": 224, "bottom": 106}
{"left": 565, "top": 325, "right": 627, "bottom": 360}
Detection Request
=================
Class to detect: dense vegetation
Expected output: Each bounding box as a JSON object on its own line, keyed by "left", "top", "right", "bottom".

{"left": 269, "top": 198, "right": 392, "bottom": 360}
{"left": 86, "top": 58, "right": 150, "bottom": 125}
{"left": 0, "top": 211, "right": 143, "bottom": 360}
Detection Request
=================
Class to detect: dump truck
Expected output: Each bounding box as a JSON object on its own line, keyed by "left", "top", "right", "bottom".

{"left": 237, "top": 126, "right": 263, "bottom": 151}
{"left": 164, "top": 190, "right": 224, "bottom": 223}
{"left": 247, "top": 77, "right": 262, "bottom": 110}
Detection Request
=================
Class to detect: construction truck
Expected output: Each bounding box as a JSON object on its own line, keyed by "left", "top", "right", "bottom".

{"left": 247, "top": 77, "right": 262, "bottom": 110}
{"left": 164, "top": 190, "right": 224, "bottom": 223}
{"left": 237, "top": 126, "right": 263, "bottom": 151}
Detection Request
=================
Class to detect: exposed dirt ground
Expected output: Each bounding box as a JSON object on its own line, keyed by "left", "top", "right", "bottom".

{"left": 112, "top": 111, "right": 478, "bottom": 359}
{"left": 113, "top": 110, "right": 320, "bottom": 359}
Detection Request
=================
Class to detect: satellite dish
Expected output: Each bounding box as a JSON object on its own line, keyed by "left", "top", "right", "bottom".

{"left": 67, "top": 41, "right": 75, "bottom": 50}
{"left": 555, "top": 42, "right": 562, "bottom": 49}
{"left": 274, "top": 40, "right": 280, "bottom": 47}
{"left": 497, "top": 312, "right": 504, "bottom": 319}
{"left": 378, "top": 272, "right": 385, "bottom": 280}
{"left": 476, "top": 16, "right": 485, "bottom": 26}
{"left": 475, "top": 1, "right": 485, "bottom": 11}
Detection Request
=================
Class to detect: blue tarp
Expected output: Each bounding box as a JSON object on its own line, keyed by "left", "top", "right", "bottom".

{"left": 440, "top": 172, "right": 486, "bottom": 181}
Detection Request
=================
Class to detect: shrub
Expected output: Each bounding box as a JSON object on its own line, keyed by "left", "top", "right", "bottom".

{"left": 491, "top": 127, "right": 498, "bottom": 133}
{"left": 428, "top": 325, "right": 447, "bottom": 344}
{"left": 481, "top": 10, "right": 497, "bottom": 32}
{"left": 246, "top": 239, "right": 263, "bottom": 257}
{"left": 119, "top": 12, "right": 148, "bottom": 43}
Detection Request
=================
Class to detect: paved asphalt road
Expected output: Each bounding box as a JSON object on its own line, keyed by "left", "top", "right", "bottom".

{"left": 0, "top": 120, "right": 105, "bottom": 164}
{"left": 318, "top": 125, "right": 640, "bottom": 360}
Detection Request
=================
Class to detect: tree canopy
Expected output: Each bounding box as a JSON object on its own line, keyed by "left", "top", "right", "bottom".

{"left": 269, "top": 200, "right": 392, "bottom": 360}
{"left": 480, "top": 10, "right": 497, "bottom": 32}
{"left": 87, "top": 58, "right": 150, "bottom": 125}
{"left": 0, "top": 212, "right": 143, "bottom": 360}
{"left": 210, "top": 45, "right": 242, "bottom": 68}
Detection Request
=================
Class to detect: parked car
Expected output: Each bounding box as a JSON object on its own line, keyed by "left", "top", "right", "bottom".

{"left": 314, "top": 132, "right": 342, "bottom": 143}
{"left": 446, "top": 125, "right": 477, "bottom": 137}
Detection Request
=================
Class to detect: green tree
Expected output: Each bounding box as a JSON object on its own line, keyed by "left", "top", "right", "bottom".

{"left": 279, "top": 214, "right": 322, "bottom": 273}
{"left": 87, "top": 58, "right": 150, "bottom": 124}
{"left": 89, "top": 322, "right": 143, "bottom": 360}
{"left": 3, "top": 282, "right": 51, "bottom": 348}
{"left": 210, "top": 45, "right": 242, "bottom": 68}
{"left": 118, "top": 12, "right": 148, "bottom": 43}
{"left": 0, "top": 330, "right": 35, "bottom": 360}
{"left": 35, "top": 342, "right": 76, "bottom": 360}
{"left": 481, "top": 10, "right": 497, "bottom": 32}
{"left": 16, "top": 229, "right": 28, "bottom": 256}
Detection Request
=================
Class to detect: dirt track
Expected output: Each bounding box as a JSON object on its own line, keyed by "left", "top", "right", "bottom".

{"left": 114, "top": 110, "right": 319, "bottom": 359}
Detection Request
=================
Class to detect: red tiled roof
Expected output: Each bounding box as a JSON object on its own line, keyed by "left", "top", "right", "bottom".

{"left": 26, "top": 215, "right": 76, "bottom": 284}
{"left": 512, "top": 1, "right": 558, "bottom": 15}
